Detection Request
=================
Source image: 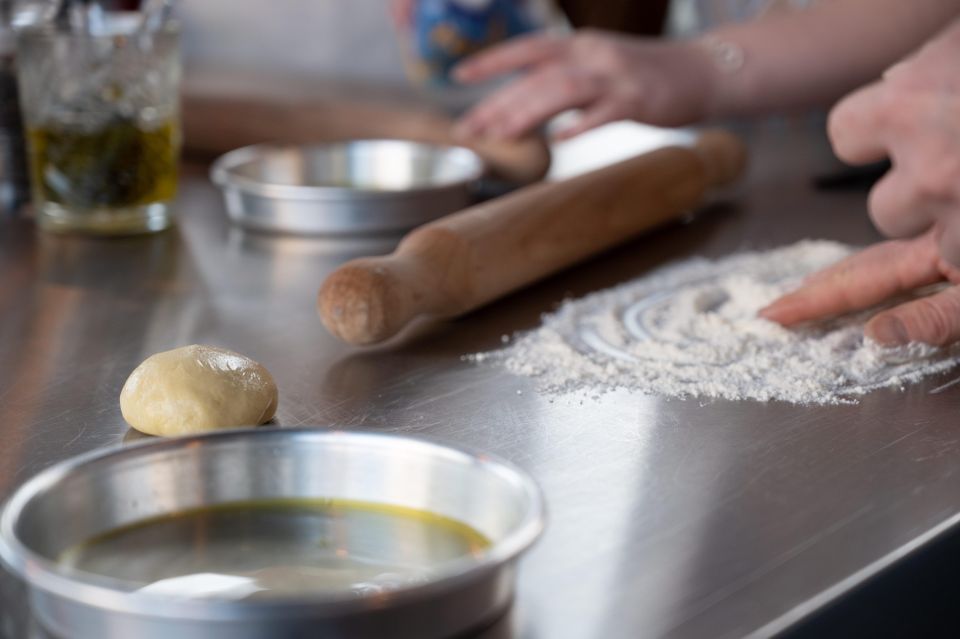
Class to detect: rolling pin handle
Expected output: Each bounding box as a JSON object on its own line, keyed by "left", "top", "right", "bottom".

{"left": 318, "top": 259, "right": 416, "bottom": 346}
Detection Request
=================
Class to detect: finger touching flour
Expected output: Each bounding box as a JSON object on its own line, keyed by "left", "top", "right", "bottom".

{"left": 469, "top": 241, "right": 960, "bottom": 404}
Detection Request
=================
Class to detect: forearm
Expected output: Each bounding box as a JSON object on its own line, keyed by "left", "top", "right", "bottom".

{"left": 702, "top": 0, "right": 960, "bottom": 117}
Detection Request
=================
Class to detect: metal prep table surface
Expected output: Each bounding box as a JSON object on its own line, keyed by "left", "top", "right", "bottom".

{"left": 2, "top": 119, "right": 959, "bottom": 639}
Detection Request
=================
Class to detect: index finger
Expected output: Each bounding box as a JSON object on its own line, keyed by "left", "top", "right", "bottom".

{"left": 759, "top": 234, "right": 942, "bottom": 326}
{"left": 828, "top": 81, "right": 890, "bottom": 165}
{"left": 453, "top": 33, "right": 566, "bottom": 84}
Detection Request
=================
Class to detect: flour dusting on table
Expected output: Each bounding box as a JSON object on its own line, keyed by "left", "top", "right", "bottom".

{"left": 470, "top": 240, "right": 960, "bottom": 404}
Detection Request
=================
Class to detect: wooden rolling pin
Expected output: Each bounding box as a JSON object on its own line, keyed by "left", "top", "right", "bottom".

{"left": 318, "top": 129, "right": 747, "bottom": 346}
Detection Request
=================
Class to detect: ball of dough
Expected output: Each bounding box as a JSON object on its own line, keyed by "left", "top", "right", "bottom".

{"left": 120, "top": 345, "right": 278, "bottom": 437}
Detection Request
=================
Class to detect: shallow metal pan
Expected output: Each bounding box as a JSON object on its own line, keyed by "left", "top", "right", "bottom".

{"left": 0, "top": 428, "right": 545, "bottom": 639}
{"left": 210, "top": 140, "right": 485, "bottom": 235}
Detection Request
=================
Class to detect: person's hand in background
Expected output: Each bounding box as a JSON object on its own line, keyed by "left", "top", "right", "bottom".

{"left": 453, "top": 30, "right": 719, "bottom": 140}
{"left": 762, "top": 19, "right": 960, "bottom": 347}
{"left": 452, "top": 0, "right": 960, "bottom": 141}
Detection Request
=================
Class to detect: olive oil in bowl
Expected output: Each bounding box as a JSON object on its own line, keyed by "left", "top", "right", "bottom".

{"left": 58, "top": 499, "right": 491, "bottom": 600}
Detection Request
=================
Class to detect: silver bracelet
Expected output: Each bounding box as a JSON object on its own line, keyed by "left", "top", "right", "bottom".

{"left": 697, "top": 35, "right": 746, "bottom": 74}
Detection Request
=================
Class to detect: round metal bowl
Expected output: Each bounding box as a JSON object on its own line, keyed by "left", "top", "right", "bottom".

{"left": 210, "top": 140, "right": 485, "bottom": 235}
{"left": 0, "top": 429, "right": 544, "bottom": 639}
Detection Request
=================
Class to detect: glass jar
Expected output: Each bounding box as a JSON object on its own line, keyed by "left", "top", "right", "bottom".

{"left": 16, "top": 14, "right": 181, "bottom": 235}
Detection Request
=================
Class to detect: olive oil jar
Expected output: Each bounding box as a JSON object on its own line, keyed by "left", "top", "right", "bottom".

{"left": 16, "top": 15, "right": 181, "bottom": 235}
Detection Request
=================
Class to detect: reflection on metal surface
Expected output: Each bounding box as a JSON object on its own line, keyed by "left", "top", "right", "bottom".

{"left": 24, "top": 609, "right": 527, "bottom": 639}
{"left": 36, "top": 231, "right": 182, "bottom": 291}
{"left": 226, "top": 226, "right": 398, "bottom": 259}
{"left": 21, "top": 610, "right": 516, "bottom": 639}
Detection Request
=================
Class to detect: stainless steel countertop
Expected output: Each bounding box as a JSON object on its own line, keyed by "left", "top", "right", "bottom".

{"left": 3, "top": 119, "right": 959, "bottom": 639}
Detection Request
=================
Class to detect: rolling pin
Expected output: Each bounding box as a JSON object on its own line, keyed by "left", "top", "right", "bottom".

{"left": 318, "top": 129, "right": 747, "bottom": 346}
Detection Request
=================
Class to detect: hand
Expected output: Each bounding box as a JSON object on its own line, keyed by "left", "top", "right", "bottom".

{"left": 828, "top": 19, "right": 960, "bottom": 266}
{"left": 452, "top": 29, "right": 719, "bottom": 140}
{"left": 760, "top": 231, "right": 960, "bottom": 346}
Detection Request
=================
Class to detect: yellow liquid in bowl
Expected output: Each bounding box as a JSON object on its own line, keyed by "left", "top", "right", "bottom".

{"left": 58, "top": 499, "right": 491, "bottom": 600}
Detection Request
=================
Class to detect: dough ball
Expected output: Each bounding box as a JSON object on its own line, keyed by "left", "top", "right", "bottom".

{"left": 120, "top": 345, "right": 278, "bottom": 437}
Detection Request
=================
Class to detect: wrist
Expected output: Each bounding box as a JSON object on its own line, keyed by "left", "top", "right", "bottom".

{"left": 688, "top": 33, "right": 748, "bottom": 119}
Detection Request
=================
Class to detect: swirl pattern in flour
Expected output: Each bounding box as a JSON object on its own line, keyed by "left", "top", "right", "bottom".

{"left": 472, "top": 240, "right": 960, "bottom": 404}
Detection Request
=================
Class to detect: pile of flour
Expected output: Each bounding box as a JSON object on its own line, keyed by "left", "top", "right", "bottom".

{"left": 471, "top": 240, "right": 960, "bottom": 404}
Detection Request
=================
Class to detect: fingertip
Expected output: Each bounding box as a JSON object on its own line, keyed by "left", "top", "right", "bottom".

{"left": 867, "top": 171, "right": 935, "bottom": 239}
{"left": 486, "top": 122, "right": 520, "bottom": 141}
{"left": 865, "top": 314, "right": 909, "bottom": 346}
{"left": 882, "top": 61, "right": 908, "bottom": 81}
{"left": 483, "top": 110, "right": 532, "bottom": 141}
{"left": 452, "top": 34, "right": 559, "bottom": 85}
{"left": 552, "top": 114, "right": 599, "bottom": 141}
{"left": 452, "top": 62, "right": 479, "bottom": 84}
{"left": 452, "top": 119, "right": 477, "bottom": 141}
{"left": 756, "top": 304, "right": 778, "bottom": 322}
{"left": 864, "top": 283, "right": 960, "bottom": 348}
{"left": 826, "top": 83, "right": 888, "bottom": 165}
{"left": 826, "top": 99, "right": 852, "bottom": 147}
{"left": 757, "top": 298, "right": 794, "bottom": 325}
{"left": 936, "top": 224, "right": 960, "bottom": 270}
{"left": 454, "top": 107, "right": 493, "bottom": 140}
{"left": 759, "top": 288, "right": 831, "bottom": 326}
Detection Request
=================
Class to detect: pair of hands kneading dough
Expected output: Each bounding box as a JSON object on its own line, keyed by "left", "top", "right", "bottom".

{"left": 120, "top": 345, "right": 278, "bottom": 437}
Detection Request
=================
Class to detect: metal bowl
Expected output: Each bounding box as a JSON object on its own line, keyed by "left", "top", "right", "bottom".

{"left": 210, "top": 141, "right": 485, "bottom": 235}
{"left": 0, "top": 429, "right": 544, "bottom": 639}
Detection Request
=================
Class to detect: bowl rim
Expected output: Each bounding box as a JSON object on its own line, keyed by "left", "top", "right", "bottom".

{"left": 0, "top": 427, "right": 545, "bottom": 620}
{"left": 209, "top": 140, "right": 486, "bottom": 201}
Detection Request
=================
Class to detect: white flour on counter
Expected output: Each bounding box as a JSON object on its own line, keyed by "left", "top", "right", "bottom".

{"left": 470, "top": 240, "right": 960, "bottom": 404}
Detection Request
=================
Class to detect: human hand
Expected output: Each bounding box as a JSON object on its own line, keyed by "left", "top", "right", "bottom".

{"left": 452, "top": 29, "right": 719, "bottom": 140}
{"left": 760, "top": 231, "right": 960, "bottom": 346}
{"left": 828, "top": 19, "right": 960, "bottom": 266}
